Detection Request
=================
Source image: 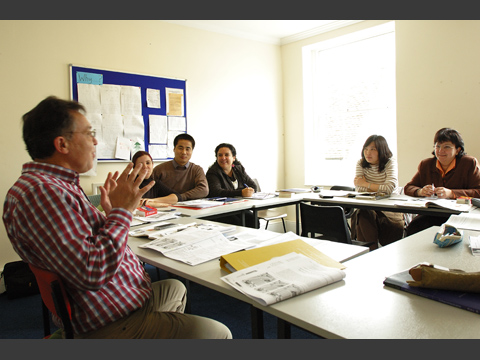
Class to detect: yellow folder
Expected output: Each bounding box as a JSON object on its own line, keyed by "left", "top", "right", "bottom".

{"left": 220, "top": 239, "right": 345, "bottom": 273}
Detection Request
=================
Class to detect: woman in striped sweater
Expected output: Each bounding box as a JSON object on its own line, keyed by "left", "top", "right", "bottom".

{"left": 350, "top": 135, "right": 404, "bottom": 249}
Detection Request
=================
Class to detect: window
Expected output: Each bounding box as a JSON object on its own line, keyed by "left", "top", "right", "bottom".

{"left": 303, "top": 22, "right": 396, "bottom": 186}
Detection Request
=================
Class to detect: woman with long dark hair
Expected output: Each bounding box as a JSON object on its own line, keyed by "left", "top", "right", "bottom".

{"left": 351, "top": 135, "right": 404, "bottom": 249}
{"left": 205, "top": 143, "right": 258, "bottom": 227}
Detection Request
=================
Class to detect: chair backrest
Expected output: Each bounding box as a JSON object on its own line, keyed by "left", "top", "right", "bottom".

{"left": 329, "top": 185, "right": 355, "bottom": 218}
{"left": 252, "top": 178, "right": 261, "bottom": 192}
{"left": 28, "top": 264, "right": 73, "bottom": 339}
{"left": 87, "top": 194, "right": 101, "bottom": 208}
{"left": 300, "top": 202, "right": 352, "bottom": 244}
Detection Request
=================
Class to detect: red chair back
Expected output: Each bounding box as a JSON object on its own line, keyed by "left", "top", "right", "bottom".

{"left": 28, "top": 264, "right": 73, "bottom": 338}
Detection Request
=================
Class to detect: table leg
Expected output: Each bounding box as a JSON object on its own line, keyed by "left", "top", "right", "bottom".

{"left": 250, "top": 306, "right": 264, "bottom": 339}
{"left": 295, "top": 203, "right": 300, "bottom": 234}
{"left": 253, "top": 209, "right": 259, "bottom": 229}
{"left": 277, "top": 318, "right": 291, "bottom": 339}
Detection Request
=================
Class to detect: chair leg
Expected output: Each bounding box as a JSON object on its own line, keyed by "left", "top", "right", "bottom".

{"left": 281, "top": 218, "right": 286, "bottom": 233}
{"left": 265, "top": 220, "right": 270, "bottom": 230}
{"left": 41, "top": 301, "right": 50, "bottom": 337}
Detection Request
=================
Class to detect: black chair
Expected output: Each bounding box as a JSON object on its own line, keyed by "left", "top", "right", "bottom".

{"left": 329, "top": 185, "right": 356, "bottom": 223}
{"left": 312, "top": 185, "right": 356, "bottom": 231}
{"left": 300, "top": 202, "right": 376, "bottom": 249}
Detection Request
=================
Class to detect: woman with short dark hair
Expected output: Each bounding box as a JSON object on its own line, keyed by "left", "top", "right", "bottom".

{"left": 404, "top": 128, "right": 480, "bottom": 235}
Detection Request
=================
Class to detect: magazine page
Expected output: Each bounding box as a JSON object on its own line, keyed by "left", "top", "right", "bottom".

{"left": 221, "top": 252, "right": 346, "bottom": 306}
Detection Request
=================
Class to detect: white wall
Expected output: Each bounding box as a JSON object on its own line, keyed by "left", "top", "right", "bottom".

{"left": 281, "top": 20, "right": 480, "bottom": 219}
{"left": 0, "top": 20, "right": 284, "bottom": 268}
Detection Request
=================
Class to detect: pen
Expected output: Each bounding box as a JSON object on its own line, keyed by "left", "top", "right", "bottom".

{"left": 244, "top": 184, "right": 249, "bottom": 188}
{"left": 432, "top": 183, "right": 435, "bottom": 193}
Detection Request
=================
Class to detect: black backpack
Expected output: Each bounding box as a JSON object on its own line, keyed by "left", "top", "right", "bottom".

{"left": 1, "top": 260, "right": 39, "bottom": 299}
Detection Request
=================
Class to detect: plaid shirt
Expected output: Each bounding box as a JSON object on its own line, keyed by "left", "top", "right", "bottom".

{"left": 3, "top": 162, "right": 152, "bottom": 334}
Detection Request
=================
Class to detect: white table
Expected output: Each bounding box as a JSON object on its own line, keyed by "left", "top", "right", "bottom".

{"left": 165, "top": 196, "right": 303, "bottom": 233}
{"left": 128, "top": 217, "right": 368, "bottom": 338}
{"left": 261, "top": 226, "right": 480, "bottom": 339}
{"left": 302, "top": 193, "right": 472, "bottom": 218}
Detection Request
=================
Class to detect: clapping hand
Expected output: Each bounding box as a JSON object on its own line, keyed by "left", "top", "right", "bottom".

{"left": 99, "top": 163, "right": 155, "bottom": 215}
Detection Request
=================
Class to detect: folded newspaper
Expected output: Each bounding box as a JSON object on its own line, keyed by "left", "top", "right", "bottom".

{"left": 221, "top": 252, "right": 346, "bottom": 306}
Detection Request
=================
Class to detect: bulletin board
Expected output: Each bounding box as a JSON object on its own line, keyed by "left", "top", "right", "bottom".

{"left": 69, "top": 64, "right": 187, "bottom": 162}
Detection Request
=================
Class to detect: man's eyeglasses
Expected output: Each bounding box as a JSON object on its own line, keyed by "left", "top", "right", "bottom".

{"left": 66, "top": 130, "right": 96, "bottom": 138}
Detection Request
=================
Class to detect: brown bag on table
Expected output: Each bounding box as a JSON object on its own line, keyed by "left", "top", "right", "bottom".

{"left": 407, "top": 264, "right": 480, "bottom": 293}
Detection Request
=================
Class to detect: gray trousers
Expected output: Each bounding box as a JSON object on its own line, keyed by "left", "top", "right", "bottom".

{"left": 75, "top": 279, "right": 232, "bottom": 339}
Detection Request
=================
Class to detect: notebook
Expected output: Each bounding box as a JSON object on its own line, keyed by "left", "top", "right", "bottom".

{"left": 383, "top": 268, "right": 480, "bottom": 314}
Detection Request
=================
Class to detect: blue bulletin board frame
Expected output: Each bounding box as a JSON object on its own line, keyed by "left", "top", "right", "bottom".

{"left": 69, "top": 64, "right": 187, "bottom": 161}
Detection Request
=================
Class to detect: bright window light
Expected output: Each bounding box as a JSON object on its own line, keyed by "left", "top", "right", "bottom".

{"left": 303, "top": 21, "right": 396, "bottom": 187}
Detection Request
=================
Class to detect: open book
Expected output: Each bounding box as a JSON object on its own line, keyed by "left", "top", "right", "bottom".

{"left": 354, "top": 192, "right": 390, "bottom": 200}
{"left": 317, "top": 190, "right": 389, "bottom": 200}
{"left": 394, "top": 199, "right": 472, "bottom": 212}
{"left": 221, "top": 252, "right": 346, "bottom": 306}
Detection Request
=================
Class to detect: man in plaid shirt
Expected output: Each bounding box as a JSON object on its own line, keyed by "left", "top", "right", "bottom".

{"left": 3, "top": 96, "right": 231, "bottom": 339}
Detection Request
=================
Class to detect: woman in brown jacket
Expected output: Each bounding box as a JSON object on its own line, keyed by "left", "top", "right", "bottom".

{"left": 404, "top": 128, "right": 480, "bottom": 235}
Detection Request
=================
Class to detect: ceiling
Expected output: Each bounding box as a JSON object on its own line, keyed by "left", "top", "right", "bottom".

{"left": 161, "top": 20, "right": 363, "bottom": 45}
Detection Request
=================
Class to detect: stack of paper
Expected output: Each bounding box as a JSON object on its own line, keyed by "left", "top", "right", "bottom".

{"left": 469, "top": 236, "right": 480, "bottom": 256}
{"left": 173, "top": 200, "right": 225, "bottom": 209}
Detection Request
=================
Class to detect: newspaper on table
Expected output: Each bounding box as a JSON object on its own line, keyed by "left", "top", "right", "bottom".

{"left": 221, "top": 252, "right": 346, "bottom": 306}
{"left": 139, "top": 227, "right": 254, "bottom": 266}
{"left": 129, "top": 221, "right": 197, "bottom": 238}
{"left": 130, "top": 221, "right": 236, "bottom": 238}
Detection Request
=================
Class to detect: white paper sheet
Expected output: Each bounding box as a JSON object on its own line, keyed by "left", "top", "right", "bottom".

{"left": 146, "top": 88, "right": 161, "bottom": 108}
{"left": 149, "top": 115, "right": 168, "bottom": 143}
